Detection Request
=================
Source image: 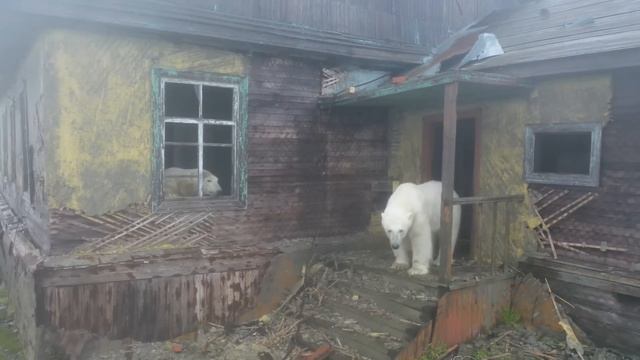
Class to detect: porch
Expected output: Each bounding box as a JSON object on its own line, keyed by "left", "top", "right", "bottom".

{"left": 321, "top": 69, "right": 531, "bottom": 283}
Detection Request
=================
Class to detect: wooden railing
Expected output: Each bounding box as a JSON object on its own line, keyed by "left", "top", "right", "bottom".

{"left": 440, "top": 194, "right": 524, "bottom": 282}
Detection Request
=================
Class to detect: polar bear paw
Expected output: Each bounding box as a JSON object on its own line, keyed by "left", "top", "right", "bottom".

{"left": 408, "top": 264, "right": 429, "bottom": 276}
{"left": 391, "top": 261, "right": 410, "bottom": 270}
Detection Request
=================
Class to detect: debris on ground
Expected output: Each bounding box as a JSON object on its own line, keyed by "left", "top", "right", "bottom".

{"left": 42, "top": 250, "right": 640, "bottom": 360}
{"left": 450, "top": 325, "right": 638, "bottom": 360}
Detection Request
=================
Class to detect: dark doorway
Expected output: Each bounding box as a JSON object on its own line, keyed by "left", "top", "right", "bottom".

{"left": 424, "top": 117, "right": 477, "bottom": 258}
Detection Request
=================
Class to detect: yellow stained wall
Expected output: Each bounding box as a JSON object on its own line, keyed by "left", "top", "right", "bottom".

{"left": 385, "top": 73, "right": 612, "bottom": 262}
{"left": 44, "top": 28, "right": 246, "bottom": 215}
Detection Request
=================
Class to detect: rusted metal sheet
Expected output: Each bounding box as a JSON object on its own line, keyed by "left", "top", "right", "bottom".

{"left": 431, "top": 278, "right": 512, "bottom": 347}
{"left": 511, "top": 274, "right": 563, "bottom": 334}
{"left": 394, "top": 320, "right": 433, "bottom": 360}
{"left": 38, "top": 267, "right": 266, "bottom": 342}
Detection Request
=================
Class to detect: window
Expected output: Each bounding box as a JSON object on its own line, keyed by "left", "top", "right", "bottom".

{"left": 524, "top": 123, "right": 602, "bottom": 187}
{"left": 152, "top": 69, "right": 247, "bottom": 208}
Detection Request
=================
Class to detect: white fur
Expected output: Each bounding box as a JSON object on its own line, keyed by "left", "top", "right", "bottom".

{"left": 381, "top": 181, "right": 461, "bottom": 276}
{"left": 164, "top": 167, "right": 222, "bottom": 198}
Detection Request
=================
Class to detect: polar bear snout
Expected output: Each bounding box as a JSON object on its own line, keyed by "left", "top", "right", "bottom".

{"left": 391, "top": 243, "right": 400, "bottom": 250}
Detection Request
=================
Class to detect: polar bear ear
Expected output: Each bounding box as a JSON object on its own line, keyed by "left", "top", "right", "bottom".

{"left": 406, "top": 212, "right": 414, "bottom": 222}
{"left": 380, "top": 212, "right": 385, "bottom": 219}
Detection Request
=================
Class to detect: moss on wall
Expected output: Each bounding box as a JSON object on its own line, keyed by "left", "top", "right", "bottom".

{"left": 385, "top": 73, "right": 612, "bottom": 263}
{"left": 476, "top": 73, "right": 611, "bottom": 262}
{"left": 45, "top": 28, "right": 246, "bottom": 215}
{"left": 388, "top": 107, "right": 424, "bottom": 184}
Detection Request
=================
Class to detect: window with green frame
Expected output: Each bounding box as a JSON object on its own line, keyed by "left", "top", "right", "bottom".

{"left": 152, "top": 69, "right": 248, "bottom": 209}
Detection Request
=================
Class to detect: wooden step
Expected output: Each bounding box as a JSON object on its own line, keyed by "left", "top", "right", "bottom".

{"left": 347, "top": 285, "right": 435, "bottom": 324}
{"left": 336, "top": 262, "right": 443, "bottom": 298}
{"left": 306, "top": 316, "right": 394, "bottom": 360}
{"left": 323, "top": 298, "right": 417, "bottom": 341}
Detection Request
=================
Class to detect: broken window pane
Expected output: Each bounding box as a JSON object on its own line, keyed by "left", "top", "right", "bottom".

{"left": 165, "top": 82, "right": 199, "bottom": 118}
{"left": 533, "top": 132, "right": 591, "bottom": 175}
{"left": 202, "top": 86, "right": 233, "bottom": 120}
{"left": 203, "top": 124, "right": 233, "bottom": 144}
{"left": 204, "top": 147, "right": 233, "bottom": 197}
{"left": 165, "top": 123, "right": 198, "bottom": 143}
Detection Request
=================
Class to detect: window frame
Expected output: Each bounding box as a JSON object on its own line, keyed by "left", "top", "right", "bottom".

{"left": 151, "top": 69, "right": 248, "bottom": 211}
{"left": 524, "top": 122, "right": 602, "bottom": 187}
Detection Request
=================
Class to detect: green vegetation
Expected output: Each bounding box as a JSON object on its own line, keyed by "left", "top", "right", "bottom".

{"left": 500, "top": 307, "right": 522, "bottom": 327}
{"left": 472, "top": 348, "right": 490, "bottom": 359}
{"left": 420, "top": 343, "right": 448, "bottom": 360}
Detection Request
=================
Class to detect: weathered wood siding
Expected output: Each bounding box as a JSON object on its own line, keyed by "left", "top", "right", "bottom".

{"left": 170, "top": 0, "right": 513, "bottom": 48}
{"left": 201, "top": 55, "right": 388, "bottom": 244}
{"left": 544, "top": 69, "right": 640, "bottom": 269}
{"left": 0, "top": 33, "right": 53, "bottom": 252}
{"left": 44, "top": 49, "right": 388, "bottom": 252}
{"left": 522, "top": 256, "right": 640, "bottom": 354}
{"left": 37, "top": 269, "right": 265, "bottom": 341}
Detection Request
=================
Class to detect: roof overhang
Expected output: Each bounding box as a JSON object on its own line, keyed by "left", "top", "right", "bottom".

{"left": 10, "top": 0, "right": 428, "bottom": 69}
{"left": 320, "top": 70, "right": 532, "bottom": 109}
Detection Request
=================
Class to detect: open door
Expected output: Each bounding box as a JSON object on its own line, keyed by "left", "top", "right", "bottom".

{"left": 422, "top": 113, "right": 480, "bottom": 258}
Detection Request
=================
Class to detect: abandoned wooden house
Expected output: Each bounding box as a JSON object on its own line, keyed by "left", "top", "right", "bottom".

{"left": 1, "top": 0, "right": 640, "bottom": 359}
{"left": 324, "top": 0, "right": 640, "bottom": 355}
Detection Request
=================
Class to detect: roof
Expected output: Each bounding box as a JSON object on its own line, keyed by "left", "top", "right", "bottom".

{"left": 320, "top": 70, "right": 531, "bottom": 109}
{"left": 321, "top": 0, "right": 640, "bottom": 108}
{"left": 8, "top": 0, "right": 428, "bottom": 68}
{"left": 468, "top": 0, "right": 640, "bottom": 72}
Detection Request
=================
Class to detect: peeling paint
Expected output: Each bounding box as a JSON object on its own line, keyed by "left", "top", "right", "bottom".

{"left": 44, "top": 28, "right": 246, "bottom": 215}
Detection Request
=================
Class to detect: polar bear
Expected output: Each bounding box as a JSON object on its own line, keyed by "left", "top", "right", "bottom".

{"left": 164, "top": 167, "right": 222, "bottom": 198}
{"left": 381, "top": 181, "right": 461, "bottom": 276}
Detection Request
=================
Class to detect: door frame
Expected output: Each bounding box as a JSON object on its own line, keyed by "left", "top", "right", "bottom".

{"left": 421, "top": 108, "right": 483, "bottom": 258}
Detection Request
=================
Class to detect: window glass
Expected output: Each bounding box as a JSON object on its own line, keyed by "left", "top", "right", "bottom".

{"left": 204, "top": 146, "right": 233, "bottom": 197}
{"left": 203, "top": 124, "right": 233, "bottom": 144}
{"left": 165, "top": 82, "right": 199, "bottom": 118}
{"left": 533, "top": 132, "right": 591, "bottom": 175}
{"left": 165, "top": 123, "right": 198, "bottom": 143}
{"left": 202, "top": 86, "right": 233, "bottom": 120}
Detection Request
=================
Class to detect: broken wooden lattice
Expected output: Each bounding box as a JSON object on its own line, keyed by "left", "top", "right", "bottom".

{"left": 70, "top": 209, "right": 224, "bottom": 255}
{"left": 528, "top": 188, "right": 627, "bottom": 258}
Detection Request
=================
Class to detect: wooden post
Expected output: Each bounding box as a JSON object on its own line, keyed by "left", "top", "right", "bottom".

{"left": 504, "top": 202, "right": 513, "bottom": 273}
{"left": 439, "top": 82, "right": 459, "bottom": 284}
{"left": 491, "top": 202, "right": 498, "bottom": 275}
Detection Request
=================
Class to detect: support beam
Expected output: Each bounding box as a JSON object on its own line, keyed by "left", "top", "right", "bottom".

{"left": 439, "top": 82, "right": 459, "bottom": 283}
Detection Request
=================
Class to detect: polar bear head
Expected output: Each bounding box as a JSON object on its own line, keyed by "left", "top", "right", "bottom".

{"left": 202, "top": 170, "right": 222, "bottom": 196}
{"left": 381, "top": 209, "right": 414, "bottom": 250}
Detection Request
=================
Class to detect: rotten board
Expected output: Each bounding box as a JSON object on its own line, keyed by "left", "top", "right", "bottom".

{"left": 37, "top": 248, "right": 275, "bottom": 287}
{"left": 348, "top": 285, "right": 429, "bottom": 324}
{"left": 341, "top": 262, "right": 442, "bottom": 296}
{"left": 522, "top": 256, "right": 640, "bottom": 298}
{"left": 322, "top": 298, "right": 416, "bottom": 341}
{"left": 306, "top": 316, "right": 392, "bottom": 360}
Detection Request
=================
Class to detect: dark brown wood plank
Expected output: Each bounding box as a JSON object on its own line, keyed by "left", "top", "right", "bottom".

{"left": 323, "top": 299, "right": 415, "bottom": 341}
{"left": 439, "top": 82, "right": 459, "bottom": 283}
{"left": 306, "top": 316, "right": 392, "bottom": 360}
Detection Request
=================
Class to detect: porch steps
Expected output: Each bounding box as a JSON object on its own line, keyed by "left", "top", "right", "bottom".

{"left": 303, "top": 255, "right": 443, "bottom": 360}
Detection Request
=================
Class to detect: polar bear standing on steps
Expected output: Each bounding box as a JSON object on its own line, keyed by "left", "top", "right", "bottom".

{"left": 381, "top": 181, "right": 461, "bottom": 276}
